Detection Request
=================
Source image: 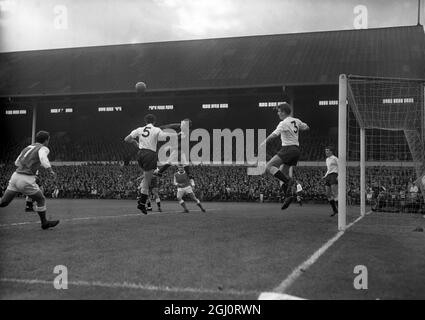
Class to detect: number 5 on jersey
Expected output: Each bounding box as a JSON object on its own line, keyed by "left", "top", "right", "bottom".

{"left": 142, "top": 126, "right": 151, "bottom": 137}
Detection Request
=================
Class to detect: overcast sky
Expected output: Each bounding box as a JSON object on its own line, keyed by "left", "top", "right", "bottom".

{"left": 0, "top": 0, "right": 423, "bottom": 52}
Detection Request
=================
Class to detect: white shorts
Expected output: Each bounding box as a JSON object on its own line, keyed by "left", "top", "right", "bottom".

{"left": 7, "top": 172, "right": 41, "bottom": 195}
{"left": 177, "top": 186, "right": 194, "bottom": 199}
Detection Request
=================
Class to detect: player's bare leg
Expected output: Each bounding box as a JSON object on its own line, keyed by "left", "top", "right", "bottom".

{"left": 266, "top": 156, "right": 291, "bottom": 188}
{"left": 0, "top": 189, "right": 18, "bottom": 207}
{"left": 0, "top": 190, "right": 54, "bottom": 230}
{"left": 189, "top": 193, "right": 206, "bottom": 212}
{"left": 178, "top": 199, "right": 189, "bottom": 213}
{"left": 29, "top": 191, "right": 59, "bottom": 230}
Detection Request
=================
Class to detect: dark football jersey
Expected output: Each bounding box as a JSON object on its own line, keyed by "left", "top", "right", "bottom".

{"left": 15, "top": 143, "right": 45, "bottom": 176}
{"left": 174, "top": 171, "right": 190, "bottom": 188}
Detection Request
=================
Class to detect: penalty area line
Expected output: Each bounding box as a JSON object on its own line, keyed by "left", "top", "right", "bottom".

{"left": 0, "top": 208, "right": 221, "bottom": 228}
{"left": 259, "top": 211, "right": 371, "bottom": 300}
{"left": 0, "top": 277, "right": 257, "bottom": 297}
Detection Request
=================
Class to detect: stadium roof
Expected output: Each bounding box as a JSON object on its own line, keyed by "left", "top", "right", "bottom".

{"left": 0, "top": 25, "right": 424, "bottom": 97}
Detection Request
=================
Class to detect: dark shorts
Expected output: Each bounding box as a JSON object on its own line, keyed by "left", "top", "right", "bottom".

{"left": 276, "top": 145, "right": 300, "bottom": 166}
{"left": 137, "top": 149, "right": 158, "bottom": 171}
{"left": 325, "top": 173, "right": 338, "bottom": 186}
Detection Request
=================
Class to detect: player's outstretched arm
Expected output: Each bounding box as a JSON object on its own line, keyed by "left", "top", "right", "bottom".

{"left": 260, "top": 132, "right": 278, "bottom": 148}
{"left": 299, "top": 122, "right": 310, "bottom": 131}
{"left": 159, "top": 123, "right": 181, "bottom": 130}
{"left": 39, "top": 147, "right": 56, "bottom": 179}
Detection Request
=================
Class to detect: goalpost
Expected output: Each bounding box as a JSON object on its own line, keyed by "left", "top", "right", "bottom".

{"left": 338, "top": 74, "right": 425, "bottom": 230}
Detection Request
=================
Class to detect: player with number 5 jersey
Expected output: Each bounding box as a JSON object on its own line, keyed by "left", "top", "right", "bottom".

{"left": 125, "top": 114, "right": 168, "bottom": 214}
{"left": 124, "top": 114, "right": 181, "bottom": 214}
{"left": 260, "top": 102, "right": 309, "bottom": 210}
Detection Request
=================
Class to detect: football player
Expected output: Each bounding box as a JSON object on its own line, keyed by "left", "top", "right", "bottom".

{"left": 174, "top": 165, "right": 205, "bottom": 213}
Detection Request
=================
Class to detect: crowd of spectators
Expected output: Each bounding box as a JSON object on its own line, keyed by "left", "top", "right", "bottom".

{"left": 0, "top": 129, "right": 422, "bottom": 213}
{"left": 48, "top": 136, "right": 136, "bottom": 162}
{"left": 2, "top": 130, "right": 415, "bottom": 164}
{"left": 1, "top": 163, "right": 423, "bottom": 213}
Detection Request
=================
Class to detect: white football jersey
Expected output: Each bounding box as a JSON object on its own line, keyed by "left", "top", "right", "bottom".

{"left": 272, "top": 116, "right": 308, "bottom": 146}
{"left": 129, "top": 124, "right": 167, "bottom": 152}
{"left": 325, "top": 155, "right": 338, "bottom": 176}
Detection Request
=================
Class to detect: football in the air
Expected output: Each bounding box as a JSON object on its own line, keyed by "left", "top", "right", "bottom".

{"left": 135, "top": 81, "right": 147, "bottom": 93}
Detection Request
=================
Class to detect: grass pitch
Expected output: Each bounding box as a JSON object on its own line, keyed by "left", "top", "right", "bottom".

{"left": 0, "top": 199, "right": 424, "bottom": 299}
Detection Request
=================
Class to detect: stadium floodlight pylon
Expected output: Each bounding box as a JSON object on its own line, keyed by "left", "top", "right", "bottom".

{"left": 338, "top": 74, "right": 425, "bottom": 231}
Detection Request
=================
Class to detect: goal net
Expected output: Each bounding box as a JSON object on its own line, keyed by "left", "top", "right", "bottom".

{"left": 338, "top": 74, "right": 425, "bottom": 230}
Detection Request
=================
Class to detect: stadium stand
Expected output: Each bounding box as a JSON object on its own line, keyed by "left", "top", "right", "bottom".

{"left": 0, "top": 25, "right": 423, "bottom": 213}
{"left": 1, "top": 26, "right": 424, "bottom": 96}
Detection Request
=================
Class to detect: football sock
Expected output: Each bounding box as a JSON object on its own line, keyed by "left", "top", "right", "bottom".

{"left": 329, "top": 199, "right": 338, "bottom": 213}
{"left": 196, "top": 202, "right": 205, "bottom": 212}
{"left": 138, "top": 193, "right": 148, "bottom": 205}
{"left": 180, "top": 201, "right": 188, "bottom": 211}
{"left": 156, "top": 198, "right": 161, "bottom": 208}
{"left": 285, "top": 178, "right": 295, "bottom": 196}
{"left": 270, "top": 168, "right": 289, "bottom": 184}
{"left": 37, "top": 211, "right": 47, "bottom": 225}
